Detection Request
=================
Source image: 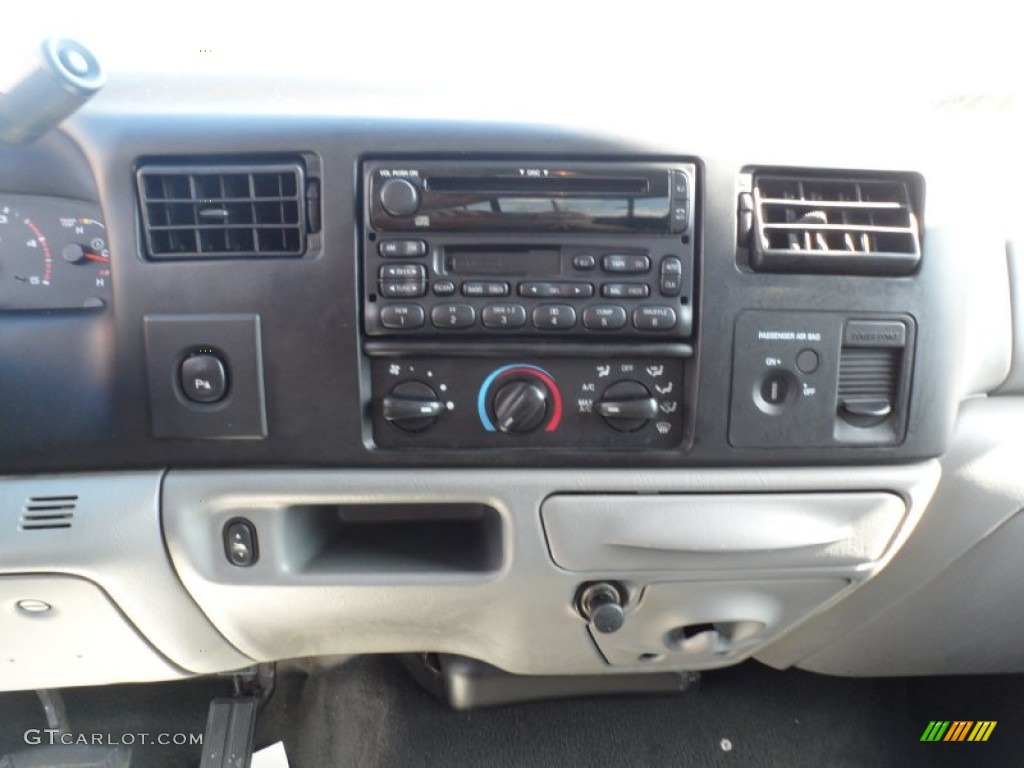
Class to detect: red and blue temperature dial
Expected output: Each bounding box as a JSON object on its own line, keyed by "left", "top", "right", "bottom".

{"left": 477, "top": 364, "right": 563, "bottom": 434}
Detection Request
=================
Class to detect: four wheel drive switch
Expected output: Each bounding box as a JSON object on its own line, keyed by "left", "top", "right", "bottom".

{"left": 224, "top": 518, "right": 258, "bottom": 567}
{"left": 181, "top": 352, "right": 228, "bottom": 404}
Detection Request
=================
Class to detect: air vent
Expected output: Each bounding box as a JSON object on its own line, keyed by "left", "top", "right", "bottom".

{"left": 20, "top": 495, "right": 77, "bottom": 530}
{"left": 743, "top": 172, "right": 921, "bottom": 275}
{"left": 137, "top": 163, "right": 306, "bottom": 259}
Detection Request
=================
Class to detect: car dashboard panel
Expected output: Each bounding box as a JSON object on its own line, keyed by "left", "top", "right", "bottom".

{"left": 0, "top": 80, "right": 1021, "bottom": 694}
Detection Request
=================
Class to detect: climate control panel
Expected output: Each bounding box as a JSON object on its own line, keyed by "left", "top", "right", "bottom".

{"left": 370, "top": 356, "right": 685, "bottom": 450}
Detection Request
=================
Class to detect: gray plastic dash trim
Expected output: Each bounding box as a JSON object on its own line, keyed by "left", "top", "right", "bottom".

{"left": 0, "top": 472, "right": 254, "bottom": 680}
{"left": 542, "top": 492, "right": 906, "bottom": 571}
{"left": 162, "top": 463, "right": 938, "bottom": 675}
{"left": 0, "top": 573, "right": 181, "bottom": 692}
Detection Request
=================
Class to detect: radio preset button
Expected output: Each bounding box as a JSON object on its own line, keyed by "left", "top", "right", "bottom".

{"left": 482, "top": 304, "right": 527, "bottom": 329}
{"left": 602, "top": 254, "right": 651, "bottom": 273}
{"left": 379, "top": 304, "right": 425, "bottom": 329}
{"left": 431, "top": 303, "right": 476, "bottom": 329}
{"left": 519, "top": 282, "right": 594, "bottom": 298}
{"left": 573, "top": 254, "right": 597, "bottom": 270}
{"left": 380, "top": 280, "right": 427, "bottom": 298}
{"left": 532, "top": 304, "right": 577, "bottom": 330}
{"left": 379, "top": 239, "right": 427, "bottom": 258}
{"left": 582, "top": 306, "right": 628, "bottom": 330}
{"left": 432, "top": 280, "right": 456, "bottom": 297}
{"left": 379, "top": 264, "right": 426, "bottom": 281}
{"left": 602, "top": 283, "right": 650, "bottom": 299}
{"left": 633, "top": 306, "right": 677, "bottom": 331}
{"left": 462, "top": 281, "right": 511, "bottom": 298}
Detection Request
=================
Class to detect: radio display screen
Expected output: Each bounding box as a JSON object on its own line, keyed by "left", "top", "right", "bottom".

{"left": 445, "top": 248, "right": 560, "bottom": 277}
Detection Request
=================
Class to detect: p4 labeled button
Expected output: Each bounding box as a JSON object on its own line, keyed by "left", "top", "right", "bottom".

{"left": 181, "top": 352, "right": 228, "bottom": 404}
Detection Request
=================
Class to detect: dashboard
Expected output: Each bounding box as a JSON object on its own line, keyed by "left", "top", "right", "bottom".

{"left": 2, "top": 40, "right": 1024, "bottom": 698}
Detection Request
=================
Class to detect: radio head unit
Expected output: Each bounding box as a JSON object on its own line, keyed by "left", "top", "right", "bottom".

{"left": 362, "top": 160, "right": 697, "bottom": 339}
{"left": 368, "top": 161, "right": 690, "bottom": 233}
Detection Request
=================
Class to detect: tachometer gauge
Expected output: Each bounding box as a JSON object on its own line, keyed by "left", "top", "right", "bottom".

{"left": 0, "top": 196, "right": 112, "bottom": 310}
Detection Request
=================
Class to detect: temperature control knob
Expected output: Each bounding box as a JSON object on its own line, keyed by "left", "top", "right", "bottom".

{"left": 379, "top": 178, "right": 420, "bottom": 217}
{"left": 492, "top": 380, "right": 549, "bottom": 434}
{"left": 597, "top": 380, "right": 658, "bottom": 432}
{"left": 382, "top": 380, "right": 444, "bottom": 432}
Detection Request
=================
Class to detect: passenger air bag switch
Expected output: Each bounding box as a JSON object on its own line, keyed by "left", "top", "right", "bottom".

{"left": 224, "top": 518, "right": 258, "bottom": 567}
{"left": 181, "top": 352, "right": 228, "bottom": 403}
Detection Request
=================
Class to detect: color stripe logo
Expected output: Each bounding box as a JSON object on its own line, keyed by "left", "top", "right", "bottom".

{"left": 920, "top": 721, "right": 996, "bottom": 742}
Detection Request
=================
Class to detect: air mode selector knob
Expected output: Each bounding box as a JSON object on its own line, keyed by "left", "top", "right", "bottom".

{"left": 379, "top": 178, "right": 420, "bottom": 217}
{"left": 492, "top": 380, "right": 549, "bottom": 434}
{"left": 597, "top": 380, "right": 658, "bottom": 432}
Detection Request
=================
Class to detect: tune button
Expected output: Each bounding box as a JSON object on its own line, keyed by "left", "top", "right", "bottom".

{"left": 582, "top": 305, "right": 628, "bottom": 330}
{"left": 379, "top": 280, "right": 427, "bottom": 298}
{"left": 431, "top": 303, "right": 476, "bottom": 329}
{"left": 482, "top": 304, "right": 527, "bottom": 329}
{"left": 532, "top": 304, "right": 577, "bottom": 330}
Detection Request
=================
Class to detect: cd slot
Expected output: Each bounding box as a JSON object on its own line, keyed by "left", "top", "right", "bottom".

{"left": 427, "top": 175, "right": 650, "bottom": 196}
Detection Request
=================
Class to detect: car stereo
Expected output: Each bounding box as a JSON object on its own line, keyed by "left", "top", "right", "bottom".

{"left": 361, "top": 158, "right": 698, "bottom": 451}
{"left": 362, "top": 160, "right": 696, "bottom": 339}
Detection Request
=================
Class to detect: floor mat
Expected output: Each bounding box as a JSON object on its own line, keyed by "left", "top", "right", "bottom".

{"left": 2, "top": 658, "right": 1020, "bottom": 767}
{"left": 287, "top": 657, "right": 925, "bottom": 768}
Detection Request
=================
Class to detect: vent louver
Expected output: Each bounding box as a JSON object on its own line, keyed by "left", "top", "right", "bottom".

{"left": 20, "top": 495, "right": 77, "bottom": 530}
{"left": 137, "top": 163, "right": 306, "bottom": 259}
{"left": 745, "top": 173, "right": 921, "bottom": 275}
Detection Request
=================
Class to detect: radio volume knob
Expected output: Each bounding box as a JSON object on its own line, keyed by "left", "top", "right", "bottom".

{"left": 379, "top": 178, "right": 421, "bottom": 217}
{"left": 492, "top": 380, "right": 549, "bottom": 434}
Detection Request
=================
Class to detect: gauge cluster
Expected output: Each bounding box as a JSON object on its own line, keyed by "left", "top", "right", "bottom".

{"left": 0, "top": 195, "right": 111, "bottom": 310}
